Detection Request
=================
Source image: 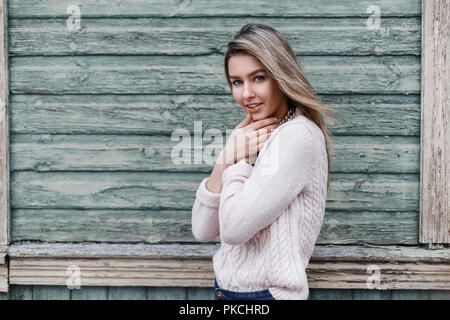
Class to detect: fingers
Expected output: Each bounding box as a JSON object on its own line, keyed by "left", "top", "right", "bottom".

{"left": 247, "top": 116, "right": 279, "bottom": 131}
{"left": 248, "top": 123, "right": 279, "bottom": 140}
{"left": 233, "top": 128, "right": 273, "bottom": 159}
{"left": 230, "top": 115, "right": 279, "bottom": 162}
{"left": 261, "top": 123, "right": 280, "bottom": 134}
{"left": 248, "top": 126, "right": 275, "bottom": 151}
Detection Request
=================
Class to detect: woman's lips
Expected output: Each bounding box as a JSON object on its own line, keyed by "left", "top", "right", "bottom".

{"left": 246, "top": 103, "right": 263, "bottom": 113}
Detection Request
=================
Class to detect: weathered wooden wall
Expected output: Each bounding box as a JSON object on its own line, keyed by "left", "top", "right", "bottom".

{"left": 7, "top": 0, "right": 422, "bottom": 246}
{"left": 3, "top": 0, "right": 442, "bottom": 300}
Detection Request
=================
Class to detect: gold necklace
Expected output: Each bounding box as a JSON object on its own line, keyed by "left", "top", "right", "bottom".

{"left": 240, "top": 107, "right": 298, "bottom": 166}
{"left": 252, "top": 106, "right": 297, "bottom": 164}
{"left": 279, "top": 106, "right": 297, "bottom": 125}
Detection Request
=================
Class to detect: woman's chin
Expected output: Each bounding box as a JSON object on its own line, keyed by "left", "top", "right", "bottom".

{"left": 249, "top": 112, "right": 265, "bottom": 121}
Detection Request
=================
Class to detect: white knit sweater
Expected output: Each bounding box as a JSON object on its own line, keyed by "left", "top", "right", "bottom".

{"left": 191, "top": 108, "right": 328, "bottom": 300}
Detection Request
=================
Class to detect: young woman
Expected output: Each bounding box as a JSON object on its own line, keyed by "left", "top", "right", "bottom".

{"left": 191, "top": 23, "right": 338, "bottom": 300}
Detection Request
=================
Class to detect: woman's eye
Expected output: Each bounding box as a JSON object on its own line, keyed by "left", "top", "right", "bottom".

{"left": 232, "top": 76, "right": 264, "bottom": 86}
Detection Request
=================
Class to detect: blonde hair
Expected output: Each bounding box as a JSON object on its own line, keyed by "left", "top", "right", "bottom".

{"left": 224, "top": 23, "right": 341, "bottom": 190}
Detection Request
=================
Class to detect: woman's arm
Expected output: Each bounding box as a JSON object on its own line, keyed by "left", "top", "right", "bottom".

{"left": 192, "top": 115, "right": 278, "bottom": 242}
{"left": 205, "top": 151, "right": 233, "bottom": 194}
{"left": 191, "top": 151, "right": 232, "bottom": 243}
{"left": 219, "top": 122, "right": 324, "bottom": 245}
{"left": 191, "top": 176, "right": 221, "bottom": 243}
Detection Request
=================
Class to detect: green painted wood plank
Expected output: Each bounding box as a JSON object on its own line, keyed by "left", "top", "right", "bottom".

{"left": 10, "top": 134, "right": 420, "bottom": 173}
{"left": 11, "top": 286, "right": 34, "bottom": 300}
{"left": 9, "top": 55, "right": 420, "bottom": 95}
{"left": 0, "top": 285, "right": 33, "bottom": 300}
{"left": 9, "top": 17, "right": 420, "bottom": 56}
{"left": 32, "top": 285, "right": 71, "bottom": 300}
{"left": 147, "top": 287, "right": 187, "bottom": 300}
{"left": 326, "top": 173, "right": 418, "bottom": 211}
{"left": 0, "top": 285, "right": 450, "bottom": 300}
{"left": 7, "top": 0, "right": 421, "bottom": 18}
{"left": 318, "top": 210, "right": 418, "bottom": 245}
{"left": 11, "top": 208, "right": 192, "bottom": 243}
{"left": 3, "top": 286, "right": 449, "bottom": 300}
{"left": 10, "top": 172, "right": 419, "bottom": 211}
{"left": 390, "top": 290, "right": 431, "bottom": 300}
{"left": 351, "top": 289, "right": 391, "bottom": 300}
{"left": 70, "top": 286, "right": 107, "bottom": 299}
{"left": 9, "top": 94, "right": 421, "bottom": 136}
{"left": 107, "top": 286, "right": 147, "bottom": 300}
{"left": 308, "top": 289, "right": 447, "bottom": 300}
{"left": 10, "top": 209, "right": 418, "bottom": 245}
{"left": 308, "top": 289, "right": 354, "bottom": 300}
{"left": 428, "top": 291, "right": 450, "bottom": 300}
{"left": 186, "top": 287, "right": 215, "bottom": 300}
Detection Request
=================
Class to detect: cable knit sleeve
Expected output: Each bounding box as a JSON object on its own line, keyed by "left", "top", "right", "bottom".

{"left": 191, "top": 177, "right": 221, "bottom": 242}
{"left": 219, "top": 121, "right": 319, "bottom": 245}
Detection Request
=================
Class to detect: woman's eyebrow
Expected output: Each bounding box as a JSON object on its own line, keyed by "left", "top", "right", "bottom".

{"left": 229, "top": 68, "right": 265, "bottom": 79}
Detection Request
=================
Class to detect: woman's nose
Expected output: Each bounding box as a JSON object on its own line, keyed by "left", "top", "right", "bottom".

{"left": 243, "top": 84, "right": 255, "bottom": 99}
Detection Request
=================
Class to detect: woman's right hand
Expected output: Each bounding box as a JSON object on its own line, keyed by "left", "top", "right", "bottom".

{"left": 218, "top": 113, "right": 280, "bottom": 165}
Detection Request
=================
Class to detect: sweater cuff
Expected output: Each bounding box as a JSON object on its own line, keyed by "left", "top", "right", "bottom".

{"left": 196, "top": 177, "right": 221, "bottom": 208}
{"left": 222, "top": 162, "right": 253, "bottom": 185}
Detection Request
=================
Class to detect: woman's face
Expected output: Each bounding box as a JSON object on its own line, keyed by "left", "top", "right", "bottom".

{"left": 228, "top": 53, "right": 288, "bottom": 122}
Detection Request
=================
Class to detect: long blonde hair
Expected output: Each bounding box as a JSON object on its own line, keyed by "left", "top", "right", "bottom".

{"left": 224, "top": 23, "right": 340, "bottom": 190}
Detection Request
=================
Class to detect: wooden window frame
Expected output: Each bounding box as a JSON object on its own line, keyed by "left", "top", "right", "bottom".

{"left": 0, "top": 0, "right": 449, "bottom": 294}
{"left": 419, "top": 0, "right": 449, "bottom": 244}
{"left": 0, "top": 0, "right": 9, "bottom": 293}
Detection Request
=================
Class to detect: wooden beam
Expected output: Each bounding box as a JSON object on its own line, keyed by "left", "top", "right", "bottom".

{"left": 0, "top": 0, "right": 9, "bottom": 249}
{"left": 0, "top": 251, "right": 7, "bottom": 292}
{"left": 7, "top": 243, "right": 450, "bottom": 290}
{"left": 420, "top": 0, "right": 450, "bottom": 243}
{"left": 7, "top": 0, "right": 421, "bottom": 18}
{"left": 0, "top": 0, "right": 9, "bottom": 293}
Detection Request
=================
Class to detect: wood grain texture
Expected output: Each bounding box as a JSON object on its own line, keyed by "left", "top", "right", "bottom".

{"left": 70, "top": 286, "right": 107, "bottom": 299}
{"left": 0, "top": 254, "right": 7, "bottom": 292}
{"left": 419, "top": 0, "right": 450, "bottom": 243}
{"left": 10, "top": 134, "right": 420, "bottom": 173}
{"left": 0, "top": 285, "right": 32, "bottom": 299}
{"left": 9, "top": 171, "right": 419, "bottom": 211}
{"left": 307, "top": 262, "right": 450, "bottom": 290}
{"left": 0, "top": 0, "right": 9, "bottom": 248}
{"left": 6, "top": 243, "right": 450, "bottom": 290}
{"left": 7, "top": 243, "right": 449, "bottom": 262}
{"left": 7, "top": 0, "right": 421, "bottom": 18}
{"left": 186, "top": 287, "right": 214, "bottom": 300}
{"left": 8, "top": 17, "right": 420, "bottom": 56}
{"left": 9, "top": 257, "right": 216, "bottom": 287}
{"left": 9, "top": 55, "right": 421, "bottom": 95}
{"left": 9, "top": 94, "right": 421, "bottom": 135}
{"left": 10, "top": 209, "right": 418, "bottom": 245}
{"left": 32, "top": 285, "right": 70, "bottom": 300}
{"left": 8, "top": 169, "right": 419, "bottom": 245}
{"left": 106, "top": 287, "right": 146, "bottom": 300}
{"left": 2, "top": 286, "right": 449, "bottom": 300}
{"left": 147, "top": 287, "right": 187, "bottom": 300}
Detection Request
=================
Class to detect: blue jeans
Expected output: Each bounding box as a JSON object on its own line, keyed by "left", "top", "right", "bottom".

{"left": 214, "top": 279, "right": 275, "bottom": 300}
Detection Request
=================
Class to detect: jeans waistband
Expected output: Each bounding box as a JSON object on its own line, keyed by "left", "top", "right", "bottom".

{"left": 214, "top": 278, "right": 275, "bottom": 300}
